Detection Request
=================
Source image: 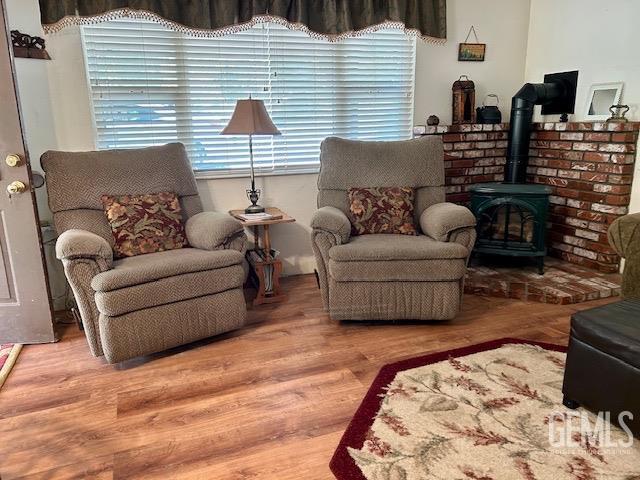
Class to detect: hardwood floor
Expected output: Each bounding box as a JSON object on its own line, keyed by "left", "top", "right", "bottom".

{"left": 0, "top": 274, "right": 615, "bottom": 480}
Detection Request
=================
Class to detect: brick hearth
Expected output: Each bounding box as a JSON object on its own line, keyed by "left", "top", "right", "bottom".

{"left": 465, "top": 256, "right": 621, "bottom": 304}
{"left": 418, "top": 121, "right": 639, "bottom": 273}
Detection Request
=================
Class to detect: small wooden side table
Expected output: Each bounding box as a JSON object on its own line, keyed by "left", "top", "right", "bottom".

{"left": 229, "top": 207, "right": 295, "bottom": 305}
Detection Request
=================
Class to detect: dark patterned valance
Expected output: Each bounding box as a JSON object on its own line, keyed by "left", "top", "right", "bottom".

{"left": 39, "top": 0, "right": 446, "bottom": 42}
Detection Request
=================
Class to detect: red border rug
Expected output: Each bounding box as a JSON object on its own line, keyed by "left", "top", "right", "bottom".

{"left": 329, "top": 338, "right": 568, "bottom": 480}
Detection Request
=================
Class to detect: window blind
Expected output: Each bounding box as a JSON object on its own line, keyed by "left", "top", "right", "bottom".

{"left": 81, "top": 20, "right": 416, "bottom": 175}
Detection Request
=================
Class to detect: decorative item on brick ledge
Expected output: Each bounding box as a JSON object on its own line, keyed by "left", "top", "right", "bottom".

{"left": 476, "top": 94, "right": 501, "bottom": 124}
{"left": 585, "top": 82, "right": 623, "bottom": 121}
{"left": 607, "top": 104, "right": 629, "bottom": 123}
{"left": 452, "top": 75, "right": 476, "bottom": 124}
{"left": 427, "top": 114, "right": 440, "bottom": 126}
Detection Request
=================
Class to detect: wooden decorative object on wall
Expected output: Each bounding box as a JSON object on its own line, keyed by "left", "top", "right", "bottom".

{"left": 10, "top": 30, "right": 51, "bottom": 60}
{"left": 452, "top": 75, "right": 476, "bottom": 124}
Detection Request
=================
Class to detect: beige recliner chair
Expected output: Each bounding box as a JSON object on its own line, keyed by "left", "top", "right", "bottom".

{"left": 42, "top": 143, "right": 247, "bottom": 363}
{"left": 608, "top": 212, "right": 640, "bottom": 299}
{"left": 311, "top": 136, "right": 477, "bottom": 321}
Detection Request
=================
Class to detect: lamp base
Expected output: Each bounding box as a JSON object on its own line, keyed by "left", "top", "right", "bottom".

{"left": 245, "top": 204, "right": 265, "bottom": 214}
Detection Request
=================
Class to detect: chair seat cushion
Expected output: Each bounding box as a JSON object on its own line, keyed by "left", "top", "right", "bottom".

{"left": 329, "top": 234, "right": 469, "bottom": 261}
{"left": 95, "top": 264, "right": 245, "bottom": 317}
{"left": 571, "top": 299, "right": 640, "bottom": 369}
{"left": 91, "top": 248, "right": 244, "bottom": 292}
{"left": 328, "top": 234, "right": 468, "bottom": 282}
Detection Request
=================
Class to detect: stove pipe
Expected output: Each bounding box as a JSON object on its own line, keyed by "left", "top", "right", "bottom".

{"left": 505, "top": 82, "right": 565, "bottom": 183}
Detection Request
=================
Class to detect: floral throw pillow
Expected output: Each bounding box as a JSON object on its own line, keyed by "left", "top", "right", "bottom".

{"left": 348, "top": 187, "right": 417, "bottom": 236}
{"left": 101, "top": 192, "right": 188, "bottom": 258}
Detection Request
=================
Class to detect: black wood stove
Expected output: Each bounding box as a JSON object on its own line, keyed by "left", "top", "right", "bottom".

{"left": 470, "top": 183, "right": 551, "bottom": 274}
{"left": 470, "top": 71, "right": 578, "bottom": 274}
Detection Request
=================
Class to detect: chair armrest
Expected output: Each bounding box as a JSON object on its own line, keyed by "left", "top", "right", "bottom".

{"left": 608, "top": 213, "right": 640, "bottom": 259}
{"left": 420, "top": 202, "right": 477, "bottom": 242}
{"left": 56, "top": 229, "right": 113, "bottom": 267}
{"left": 186, "top": 211, "right": 246, "bottom": 251}
{"left": 311, "top": 206, "right": 351, "bottom": 244}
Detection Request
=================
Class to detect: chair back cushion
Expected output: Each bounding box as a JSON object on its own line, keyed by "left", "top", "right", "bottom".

{"left": 41, "top": 143, "right": 203, "bottom": 246}
{"left": 317, "top": 136, "right": 445, "bottom": 221}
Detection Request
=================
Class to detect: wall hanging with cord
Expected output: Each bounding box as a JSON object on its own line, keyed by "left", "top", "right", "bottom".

{"left": 458, "top": 25, "right": 485, "bottom": 62}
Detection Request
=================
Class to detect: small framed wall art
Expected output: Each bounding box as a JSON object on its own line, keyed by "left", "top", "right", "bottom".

{"left": 458, "top": 26, "right": 485, "bottom": 62}
{"left": 458, "top": 43, "right": 485, "bottom": 61}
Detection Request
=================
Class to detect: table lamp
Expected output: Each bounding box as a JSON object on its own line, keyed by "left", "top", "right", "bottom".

{"left": 221, "top": 98, "right": 281, "bottom": 213}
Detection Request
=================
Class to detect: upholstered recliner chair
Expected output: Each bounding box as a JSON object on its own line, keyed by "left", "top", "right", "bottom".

{"left": 42, "top": 143, "right": 248, "bottom": 363}
{"left": 608, "top": 212, "right": 640, "bottom": 299}
{"left": 310, "top": 136, "right": 477, "bottom": 321}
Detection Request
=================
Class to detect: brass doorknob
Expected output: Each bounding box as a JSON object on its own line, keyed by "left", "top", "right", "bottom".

{"left": 7, "top": 181, "right": 27, "bottom": 195}
{"left": 5, "top": 154, "right": 21, "bottom": 167}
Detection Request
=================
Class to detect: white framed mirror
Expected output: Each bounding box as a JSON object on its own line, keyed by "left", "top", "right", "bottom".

{"left": 584, "top": 82, "right": 623, "bottom": 120}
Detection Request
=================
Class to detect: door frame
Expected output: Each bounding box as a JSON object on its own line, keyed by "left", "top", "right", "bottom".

{"left": 0, "top": 0, "right": 55, "bottom": 343}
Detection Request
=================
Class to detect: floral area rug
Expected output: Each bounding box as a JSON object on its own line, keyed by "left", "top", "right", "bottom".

{"left": 0, "top": 343, "right": 22, "bottom": 391}
{"left": 330, "top": 338, "right": 640, "bottom": 480}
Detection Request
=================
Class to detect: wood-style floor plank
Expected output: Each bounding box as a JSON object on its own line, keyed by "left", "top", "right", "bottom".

{"left": 0, "top": 274, "right": 615, "bottom": 479}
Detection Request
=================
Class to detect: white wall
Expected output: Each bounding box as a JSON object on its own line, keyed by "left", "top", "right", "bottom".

{"left": 525, "top": 0, "right": 640, "bottom": 214}
{"left": 414, "top": 0, "right": 530, "bottom": 125}
{"left": 7, "top": 0, "right": 532, "bottom": 281}
{"left": 526, "top": 0, "right": 640, "bottom": 123}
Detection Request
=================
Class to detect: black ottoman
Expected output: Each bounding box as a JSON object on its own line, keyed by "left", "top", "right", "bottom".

{"left": 562, "top": 299, "right": 640, "bottom": 437}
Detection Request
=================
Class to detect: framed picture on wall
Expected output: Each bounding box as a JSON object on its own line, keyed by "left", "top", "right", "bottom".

{"left": 458, "top": 43, "right": 486, "bottom": 62}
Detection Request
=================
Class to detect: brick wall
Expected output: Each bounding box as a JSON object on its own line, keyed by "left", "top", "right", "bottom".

{"left": 419, "top": 123, "right": 510, "bottom": 203}
{"left": 418, "top": 121, "right": 639, "bottom": 272}
{"left": 529, "top": 122, "right": 638, "bottom": 272}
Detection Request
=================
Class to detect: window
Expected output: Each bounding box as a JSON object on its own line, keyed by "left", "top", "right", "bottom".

{"left": 82, "top": 20, "right": 416, "bottom": 176}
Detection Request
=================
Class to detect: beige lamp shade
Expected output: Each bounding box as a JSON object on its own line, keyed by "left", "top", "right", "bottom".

{"left": 221, "top": 99, "right": 281, "bottom": 135}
